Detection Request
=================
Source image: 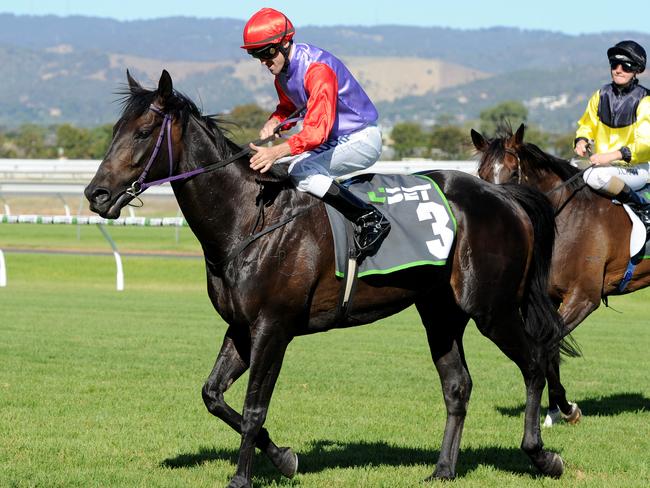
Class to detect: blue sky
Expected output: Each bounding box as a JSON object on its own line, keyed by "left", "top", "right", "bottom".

{"left": 2, "top": 0, "right": 649, "bottom": 35}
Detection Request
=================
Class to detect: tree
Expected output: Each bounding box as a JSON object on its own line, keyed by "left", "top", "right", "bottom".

{"left": 88, "top": 125, "right": 113, "bottom": 159}
{"left": 14, "top": 124, "right": 54, "bottom": 158}
{"left": 390, "top": 122, "right": 428, "bottom": 159}
{"left": 479, "top": 101, "right": 528, "bottom": 137}
{"left": 523, "top": 124, "right": 551, "bottom": 152}
{"left": 228, "top": 104, "right": 270, "bottom": 129}
{"left": 429, "top": 125, "right": 472, "bottom": 160}
{"left": 56, "top": 124, "right": 93, "bottom": 159}
{"left": 226, "top": 104, "right": 271, "bottom": 146}
{"left": 549, "top": 132, "right": 578, "bottom": 159}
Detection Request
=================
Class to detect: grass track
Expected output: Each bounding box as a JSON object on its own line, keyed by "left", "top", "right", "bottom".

{"left": 0, "top": 246, "right": 649, "bottom": 487}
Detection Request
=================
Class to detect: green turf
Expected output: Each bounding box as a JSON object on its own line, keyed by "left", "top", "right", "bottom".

{"left": 0, "top": 223, "right": 202, "bottom": 254}
{"left": 0, "top": 249, "right": 648, "bottom": 487}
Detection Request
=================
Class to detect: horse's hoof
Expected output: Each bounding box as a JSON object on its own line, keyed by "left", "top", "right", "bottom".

{"left": 543, "top": 407, "right": 562, "bottom": 428}
{"left": 226, "top": 475, "right": 251, "bottom": 488}
{"left": 562, "top": 402, "right": 582, "bottom": 425}
{"left": 275, "top": 447, "right": 298, "bottom": 478}
{"left": 426, "top": 465, "right": 455, "bottom": 481}
{"left": 541, "top": 452, "right": 564, "bottom": 478}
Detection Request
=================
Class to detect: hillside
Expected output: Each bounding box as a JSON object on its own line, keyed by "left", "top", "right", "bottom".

{"left": 0, "top": 14, "right": 648, "bottom": 130}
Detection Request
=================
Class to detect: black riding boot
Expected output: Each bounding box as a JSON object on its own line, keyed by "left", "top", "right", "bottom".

{"left": 322, "top": 180, "right": 391, "bottom": 258}
{"left": 615, "top": 184, "right": 650, "bottom": 236}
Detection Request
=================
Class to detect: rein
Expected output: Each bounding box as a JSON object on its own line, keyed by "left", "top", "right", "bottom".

{"left": 126, "top": 104, "right": 308, "bottom": 264}
{"left": 220, "top": 202, "right": 318, "bottom": 266}
{"left": 544, "top": 164, "right": 594, "bottom": 196}
{"left": 502, "top": 147, "right": 594, "bottom": 195}
{"left": 501, "top": 147, "right": 594, "bottom": 215}
{"left": 126, "top": 105, "right": 304, "bottom": 198}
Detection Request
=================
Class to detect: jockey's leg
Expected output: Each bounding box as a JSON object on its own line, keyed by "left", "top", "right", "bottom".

{"left": 283, "top": 126, "right": 390, "bottom": 257}
{"left": 584, "top": 165, "right": 650, "bottom": 233}
{"left": 321, "top": 178, "right": 390, "bottom": 256}
{"left": 583, "top": 164, "right": 650, "bottom": 194}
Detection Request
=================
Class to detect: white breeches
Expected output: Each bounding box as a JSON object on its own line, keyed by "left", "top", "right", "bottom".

{"left": 277, "top": 125, "right": 383, "bottom": 197}
{"left": 583, "top": 163, "right": 650, "bottom": 192}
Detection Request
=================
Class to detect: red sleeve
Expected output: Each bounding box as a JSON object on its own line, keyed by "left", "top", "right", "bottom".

{"left": 287, "top": 62, "right": 338, "bottom": 155}
{"left": 270, "top": 78, "right": 297, "bottom": 124}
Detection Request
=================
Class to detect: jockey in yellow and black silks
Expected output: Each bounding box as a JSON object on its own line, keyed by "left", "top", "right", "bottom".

{"left": 575, "top": 40, "right": 650, "bottom": 229}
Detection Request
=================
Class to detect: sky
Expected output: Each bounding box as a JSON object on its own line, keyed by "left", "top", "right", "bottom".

{"left": 1, "top": 0, "right": 649, "bottom": 36}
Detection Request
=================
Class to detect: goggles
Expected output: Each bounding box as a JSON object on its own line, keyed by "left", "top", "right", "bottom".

{"left": 247, "top": 43, "right": 281, "bottom": 60}
{"left": 609, "top": 59, "right": 639, "bottom": 73}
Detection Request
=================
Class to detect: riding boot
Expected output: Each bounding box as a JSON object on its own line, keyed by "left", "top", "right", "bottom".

{"left": 615, "top": 184, "right": 650, "bottom": 237}
{"left": 322, "top": 180, "right": 391, "bottom": 258}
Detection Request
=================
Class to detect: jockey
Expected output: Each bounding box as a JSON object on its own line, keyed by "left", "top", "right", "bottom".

{"left": 241, "top": 8, "right": 390, "bottom": 258}
{"left": 575, "top": 40, "right": 650, "bottom": 228}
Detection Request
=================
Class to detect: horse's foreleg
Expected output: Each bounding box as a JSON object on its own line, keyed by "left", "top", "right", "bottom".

{"left": 228, "top": 325, "right": 291, "bottom": 488}
{"left": 545, "top": 291, "right": 595, "bottom": 423}
{"left": 544, "top": 352, "right": 569, "bottom": 420}
{"left": 417, "top": 301, "right": 471, "bottom": 481}
{"left": 202, "top": 328, "right": 297, "bottom": 480}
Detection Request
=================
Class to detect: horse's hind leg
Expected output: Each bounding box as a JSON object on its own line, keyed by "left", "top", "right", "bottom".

{"left": 416, "top": 299, "right": 471, "bottom": 480}
{"left": 202, "top": 326, "right": 297, "bottom": 479}
{"left": 475, "top": 311, "right": 564, "bottom": 477}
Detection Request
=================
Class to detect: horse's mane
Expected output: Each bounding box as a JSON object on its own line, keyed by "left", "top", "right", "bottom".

{"left": 116, "top": 83, "right": 289, "bottom": 182}
{"left": 117, "top": 83, "right": 237, "bottom": 155}
{"left": 481, "top": 125, "right": 583, "bottom": 192}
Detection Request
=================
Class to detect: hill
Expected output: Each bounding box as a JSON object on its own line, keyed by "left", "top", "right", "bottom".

{"left": 0, "top": 14, "right": 648, "bottom": 131}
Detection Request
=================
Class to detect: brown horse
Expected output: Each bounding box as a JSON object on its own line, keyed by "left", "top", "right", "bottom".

{"left": 85, "top": 71, "right": 574, "bottom": 487}
{"left": 472, "top": 123, "right": 650, "bottom": 425}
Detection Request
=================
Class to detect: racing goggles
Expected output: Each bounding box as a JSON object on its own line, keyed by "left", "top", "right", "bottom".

{"left": 609, "top": 58, "right": 639, "bottom": 73}
{"left": 247, "top": 43, "right": 281, "bottom": 60}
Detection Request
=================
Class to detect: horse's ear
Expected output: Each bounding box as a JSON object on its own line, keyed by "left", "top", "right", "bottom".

{"left": 126, "top": 69, "right": 141, "bottom": 92}
{"left": 470, "top": 129, "right": 488, "bottom": 152}
{"left": 157, "top": 69, "right": 173, "bottom": 102}
{"left": 513, "top": 123, "right": 526, "bottom": 146}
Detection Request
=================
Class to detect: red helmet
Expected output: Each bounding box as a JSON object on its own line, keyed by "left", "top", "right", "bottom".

{"left": 241, "top": 8, "right": 295, "bottom": 50}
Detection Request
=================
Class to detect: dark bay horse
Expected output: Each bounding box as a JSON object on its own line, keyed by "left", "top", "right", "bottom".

{"left": 472, "top": 123, "right": 650, "bottom": 425}
{"left": 85, "top": 71, "right": 573, "bottom": 487}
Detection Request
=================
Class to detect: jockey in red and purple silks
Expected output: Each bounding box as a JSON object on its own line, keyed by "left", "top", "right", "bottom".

{"left": 272, "top": 43, "right": 379, "bottom": 154}
{"left": 241, "top": 8, "right": 390, "bottom": 259}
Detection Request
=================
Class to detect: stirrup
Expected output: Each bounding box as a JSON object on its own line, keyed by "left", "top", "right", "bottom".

{"left": 354, "top": 213, "right": 391, "bottom": 257}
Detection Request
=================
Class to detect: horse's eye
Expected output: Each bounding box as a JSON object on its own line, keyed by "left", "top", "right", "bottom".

{"left": 135, "top": 128, "right": 152, "bottom": 140}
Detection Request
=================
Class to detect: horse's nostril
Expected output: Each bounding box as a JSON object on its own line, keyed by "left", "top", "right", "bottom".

{"left": 90, "top": 187, "right": 111, "bottom": 204}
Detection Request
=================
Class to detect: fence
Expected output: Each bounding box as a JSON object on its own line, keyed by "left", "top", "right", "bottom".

{"left": 0, "top": 158, "right": 478, "bottom": 290}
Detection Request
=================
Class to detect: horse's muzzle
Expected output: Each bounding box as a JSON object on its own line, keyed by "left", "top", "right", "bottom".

{"left": 84, "top": 184, "right": 132, "bottom": 219}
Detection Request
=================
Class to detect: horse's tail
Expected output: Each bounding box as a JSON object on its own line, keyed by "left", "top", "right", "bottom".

{"left": 502, "top": 183, "right": 581, "bottom": 359}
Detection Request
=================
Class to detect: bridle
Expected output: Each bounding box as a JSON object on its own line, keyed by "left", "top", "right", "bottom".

{"left": 122, "top": 103, "right": 312, "bottom": 264}
{"left": 503, "top": 147, "right": 523, "bottom": 184}
{"left": 499, "top": 145, "right": 595, "bottom": 215}
{"left": 126, "top": 104, "right": 304, "bottom": 200}
{"left": 125, "top": 105, "right": 185, "bottom": 200}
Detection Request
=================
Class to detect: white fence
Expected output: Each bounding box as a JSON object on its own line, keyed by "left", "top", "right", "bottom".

{"left": 0, "top": 158, "right": 478, "bottom": 290}
{"left": 0, "top": 157, "right": 478, "bottom": 211}
{"left": 0, "top": 158, "right": 477, "bottom": 189}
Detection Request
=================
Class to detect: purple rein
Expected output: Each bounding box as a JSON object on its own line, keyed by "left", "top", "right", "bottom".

{"left": 127, "top": 104, "right": 305, "bottom": 199}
